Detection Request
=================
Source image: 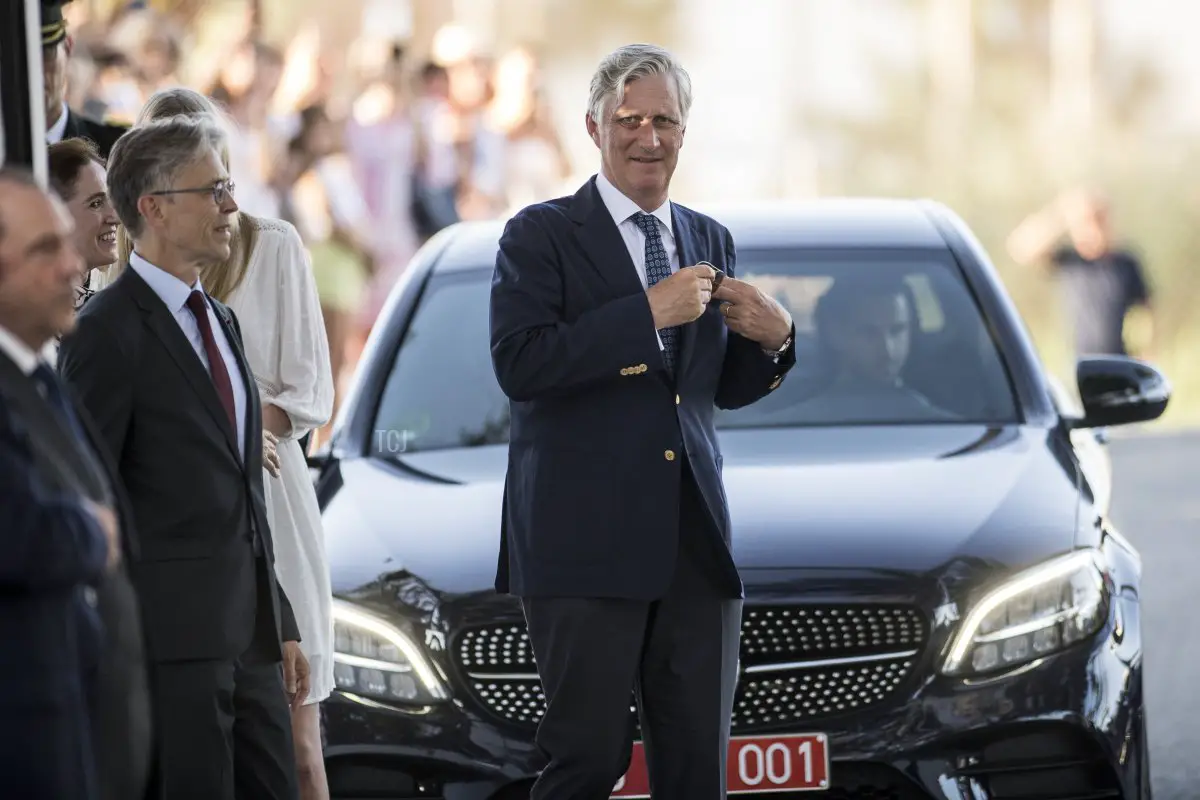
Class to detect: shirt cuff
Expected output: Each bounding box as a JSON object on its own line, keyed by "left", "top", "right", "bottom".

{"left": 762, "top": 322, "right": 796, "bottom": 361}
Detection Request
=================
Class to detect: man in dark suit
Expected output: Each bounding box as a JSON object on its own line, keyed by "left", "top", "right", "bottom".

{"left": 0, "top": 166, "right": 141, "bottom": 799}
{"left": 41, "top": 0, "right": 128, "bottom": 158}
{"left": 489, "top": 44, "right": 796, "bottom": 799}
{"left": 3, "top": 170, "right": 155, "bottom": 800}
{"left": 58, "top": 116, "right": 308, "bottom": 800}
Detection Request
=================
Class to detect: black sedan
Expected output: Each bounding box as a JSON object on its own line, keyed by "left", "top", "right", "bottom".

{"left": 311, "top": 199, "right": 1168, "bottom": 800}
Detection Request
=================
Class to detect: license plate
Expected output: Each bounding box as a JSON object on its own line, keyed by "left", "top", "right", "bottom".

{"left": 610, "top": 733, "right": 830, "bottom": 797}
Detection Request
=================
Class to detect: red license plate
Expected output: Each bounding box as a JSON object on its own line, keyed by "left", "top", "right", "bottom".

{"left": 610, "top": 733, "right": 830, "bottom": 797}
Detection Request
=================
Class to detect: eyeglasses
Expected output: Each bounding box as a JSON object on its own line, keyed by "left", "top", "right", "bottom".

{"left": 147, "top": 180, "right": 235, "bottom": 206}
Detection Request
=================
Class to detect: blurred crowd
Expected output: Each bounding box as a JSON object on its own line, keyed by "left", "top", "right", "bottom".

{"left": 46, "top": 3, "right": 1159, "bottom": 414}
{"left": 62, "top": 3, "right": 574, "bottom": 413}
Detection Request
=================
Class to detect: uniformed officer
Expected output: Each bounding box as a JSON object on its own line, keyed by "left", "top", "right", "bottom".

{"left": 42, "top": 0, "right": 128, "bottom": 158}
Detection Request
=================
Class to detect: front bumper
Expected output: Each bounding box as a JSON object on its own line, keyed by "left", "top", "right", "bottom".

{"left": 323, "top": 598, "right": 1145, "bottom": 800}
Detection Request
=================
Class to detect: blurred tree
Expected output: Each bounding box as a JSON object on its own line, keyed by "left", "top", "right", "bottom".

{"left": 800, "top": 0, "right": 1200, "bottom": 424}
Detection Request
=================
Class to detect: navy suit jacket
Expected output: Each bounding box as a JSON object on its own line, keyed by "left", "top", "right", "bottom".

{"left": 490, "top": 177, "right": 796, "bottom": 601}
{"left": 0, "top": 365, "right": 109, "bottom": 799}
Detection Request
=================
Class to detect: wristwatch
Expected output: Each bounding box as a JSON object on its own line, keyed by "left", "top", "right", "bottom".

{"left": 763, "top": 329, "right": 794, "bottom": 361}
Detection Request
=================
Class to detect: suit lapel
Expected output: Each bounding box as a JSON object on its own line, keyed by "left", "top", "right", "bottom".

{"left": 569, "top": 178, "right": 645, "bottom": 299}
{"left": 121, "top": 268, "right": 241, "bottom": 461}
{"left": 211, "top": 300, "right": 274, "bottom": 558}
{"left": 672, "top": 204, "right": 702, "bottom": 376}
{"left": 61, "top": 110, "right": 83, "bottom": 140}
{"left": 0, "top": 352, "right": 109, "bottom": 501}
{"left": 210, "top": 300, "right": 258, "bottom": 469}
{"left": 72, "top": 395, "right": 140, "bottom": 559}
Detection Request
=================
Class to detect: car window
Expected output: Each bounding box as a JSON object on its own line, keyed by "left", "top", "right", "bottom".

{"left": 372, "top": 273, "right": 511, "bottom": 456}
{"left": 715, "top": 249, "right": 1020, "bottom": 428}
{"left": 371, "top": 248, "right": 1019, "bottom": 456}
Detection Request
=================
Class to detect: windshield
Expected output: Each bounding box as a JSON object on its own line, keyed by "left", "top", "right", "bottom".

{"left": 371, "top": 248, "right": 1019, "bottom": 456}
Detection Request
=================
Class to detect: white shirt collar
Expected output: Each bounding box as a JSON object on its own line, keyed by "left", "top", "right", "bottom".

{"left": 0, "top": 323, "right": 55, "bottom": 376}
{"left": 128, "top": 251, "right": 204, "bottom": 314}
{"left": 46, "top": 102, "right": 70, "bottom": 145}
{"left": 594, "top": 172, "right": 674, "bottom": 239}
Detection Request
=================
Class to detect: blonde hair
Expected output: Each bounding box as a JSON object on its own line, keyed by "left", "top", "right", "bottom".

{"left": 111, "top": 87, "right": 260, "bottom": 303}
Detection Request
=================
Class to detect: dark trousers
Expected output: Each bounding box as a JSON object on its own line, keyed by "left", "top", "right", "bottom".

{"left": 89, "top": 564, "right": 154, "bottom": 800}
{"left": 147, "top": 558, "right": 297, "bottom": 800}
{"left": 522, "top": 459, "right": 743, "bottom": 800}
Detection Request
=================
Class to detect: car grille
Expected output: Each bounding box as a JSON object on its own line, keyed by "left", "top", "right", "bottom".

{"left": 455, "top": 604, "right": 927, "bottom": 730}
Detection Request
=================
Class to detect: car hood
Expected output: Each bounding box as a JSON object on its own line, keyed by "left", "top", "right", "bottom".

{"left": 323, "top": 424, "right": 1082, "bottom": 597}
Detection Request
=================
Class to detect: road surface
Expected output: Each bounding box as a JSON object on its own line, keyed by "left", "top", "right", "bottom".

{"left": 1108, "top": 431, "right": 1200, "bottom": 800}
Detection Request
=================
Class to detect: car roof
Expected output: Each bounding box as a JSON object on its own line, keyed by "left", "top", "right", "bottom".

{"left": 432, "top": 198, "right": 952, "bottom": 274}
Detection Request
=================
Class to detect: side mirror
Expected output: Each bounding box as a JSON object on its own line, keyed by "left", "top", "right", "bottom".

{"left": 1073, "top": 355, "right": 1170, "bottom": 429}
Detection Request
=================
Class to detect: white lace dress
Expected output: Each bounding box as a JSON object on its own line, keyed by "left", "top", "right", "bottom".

{"left": 226, "top": 217, "right": 336, "bottom": 704}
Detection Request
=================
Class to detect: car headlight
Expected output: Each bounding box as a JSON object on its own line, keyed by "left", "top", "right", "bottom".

{"left": 942, "top": 550, "right": 1109, "bottom": 676}
{"left": 332, "top": 599, "right": 450, "bottom": 704}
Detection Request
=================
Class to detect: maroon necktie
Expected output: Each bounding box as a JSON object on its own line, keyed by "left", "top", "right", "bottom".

{"left": 185, "top": 290, "right": 237, "bottom": 433}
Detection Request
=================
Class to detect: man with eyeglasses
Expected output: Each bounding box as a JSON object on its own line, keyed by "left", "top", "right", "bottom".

{"left": 58, "top": 116, "right": 306, "bottom": 800}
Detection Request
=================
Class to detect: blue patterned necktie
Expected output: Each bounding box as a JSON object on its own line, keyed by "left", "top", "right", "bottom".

{"left": 633, "top": 212, "right": 679, "bottom": 372}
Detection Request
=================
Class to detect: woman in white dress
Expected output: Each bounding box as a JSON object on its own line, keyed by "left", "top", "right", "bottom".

{"left": 123, "top": 87, "right": 336, "bottom": 800}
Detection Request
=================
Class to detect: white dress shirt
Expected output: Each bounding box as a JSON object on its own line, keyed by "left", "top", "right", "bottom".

{"left": 128, "top": 252, "right": 249, "bottom": 461}
{"left": 0, "top": 322, "right": 60, "bottom": 373}
{"left": 46, "top": 102, "right": 70, "bottom": 145}
{"left": 0, "top": 324, "right": 45, "bottom": 376}
{"left": 593, "top": 172, "right": 786, "bottom": 362}
{"left": 594, "top": 172, "right": 677, "bottom": 350}
{"left": 594, "top": 171, "right": 679, "bottom": 288}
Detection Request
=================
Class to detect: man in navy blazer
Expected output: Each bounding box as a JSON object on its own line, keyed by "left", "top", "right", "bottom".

{"left": 0, "top": 167, "right": 125, "bottom": 800}
{"left": 490, "top": 44, "right": 797, "bottom": 799}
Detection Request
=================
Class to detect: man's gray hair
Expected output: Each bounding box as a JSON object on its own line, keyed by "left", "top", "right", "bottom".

{"left": 106, "top": 114, "right": 226, "bottom": 239}
{"left": 587, "top": 43, "right": 693, "bottom": 125}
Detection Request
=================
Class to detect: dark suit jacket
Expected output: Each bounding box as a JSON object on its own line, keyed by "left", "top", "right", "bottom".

{"left": 62, "top": 109, "right": 128, "bottom": 160}
{"left": 490, "top": 177, "right": 796, "bottom": 601}
{"left": 0, "top": 351, "right": 154, "bottom": 800}
{"left": 58, "top": 266, "right": 300, "bottom": 665}
{"left": 0, "top": 355, "right": 108, "bottom": 799}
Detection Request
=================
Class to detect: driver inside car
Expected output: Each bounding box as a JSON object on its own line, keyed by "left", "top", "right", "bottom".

{"left": 743, "top": 275, "right": 959, "bottom": 426}
{"left": 806, "top": 276, "right": 958, "bottom": 422}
